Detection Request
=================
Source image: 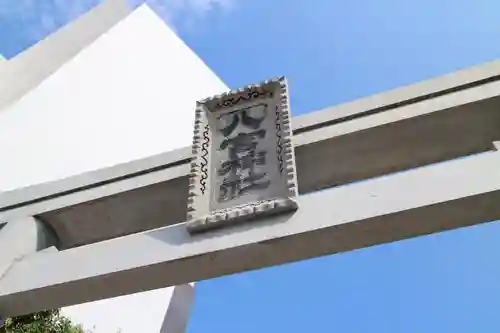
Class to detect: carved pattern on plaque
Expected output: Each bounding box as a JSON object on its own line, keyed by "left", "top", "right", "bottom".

{"left": 186, "top": 76, "right": 298, "bottom": 233}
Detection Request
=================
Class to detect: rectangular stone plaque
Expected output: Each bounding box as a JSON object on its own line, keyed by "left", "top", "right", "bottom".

{"left": 186, "top": 77, "right": 298, "bottom": 234}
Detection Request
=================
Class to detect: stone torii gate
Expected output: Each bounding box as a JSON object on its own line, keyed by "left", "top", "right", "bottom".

{"left": 2, "top": 56, "right": 500, "bottom": 318}
{"left": 1, "top": 0, "right": 500, "bottom": 328}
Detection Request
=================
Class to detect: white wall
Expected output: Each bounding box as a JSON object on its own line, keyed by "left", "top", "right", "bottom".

{"left": 0, "top": 4, "right": 228, "bottom": 332}
{"left": 0, "top": 4, "right": 228, "bottom": 192}
{"left": 62, "top": 285, "right": 194, "bottom": 333}
{"left": 63, "top": 290, "right": 172, "bottom": 333}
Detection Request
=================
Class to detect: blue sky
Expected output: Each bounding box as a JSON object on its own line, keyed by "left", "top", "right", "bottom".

{"left": 2, "top": 0, "right": 500, "bottom": 332}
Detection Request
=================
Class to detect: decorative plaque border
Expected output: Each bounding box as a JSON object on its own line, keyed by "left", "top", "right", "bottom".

{"left": 186, "top": 76, "right": 298, "bottom": 234}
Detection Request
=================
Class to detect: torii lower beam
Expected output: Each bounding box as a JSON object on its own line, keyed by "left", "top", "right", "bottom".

{"left": 1, "top": 148, "right": 499, "bottom": 316}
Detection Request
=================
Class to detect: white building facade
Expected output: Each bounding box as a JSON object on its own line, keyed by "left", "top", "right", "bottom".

{"left": 0, "top": 1, "right": 228, "bottom": 332}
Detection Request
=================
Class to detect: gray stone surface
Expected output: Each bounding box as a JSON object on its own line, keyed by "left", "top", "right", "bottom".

{"left": 1, "top": 149, "right": 499, "bottom": 316}
{"left": 1, "top": 76, "right": 498, "bottom": 249}
{"left": 0, "top": 217, "right": 58, "bottom": 279}
{"left": 294, "top": 58, "right": 500, "bottom": 131}
{"left": 0, "top": 60, "right": 499, "bottom": 251}
{"left": 187, "top": 78, "right": 298, "bottom": 234}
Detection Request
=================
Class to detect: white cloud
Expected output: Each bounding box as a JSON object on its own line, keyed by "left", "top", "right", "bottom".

{"left": 0, "top": 0, "right": 235, "bottom": 41}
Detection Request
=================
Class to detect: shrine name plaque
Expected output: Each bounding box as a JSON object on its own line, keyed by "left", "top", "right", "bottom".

{"left": 186, "top": 77, "right": 298, "bottom": 234}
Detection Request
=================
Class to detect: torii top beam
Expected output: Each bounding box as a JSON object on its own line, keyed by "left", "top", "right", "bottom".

{"left": 1, "top": 57, "right": 500, "bottom": 315}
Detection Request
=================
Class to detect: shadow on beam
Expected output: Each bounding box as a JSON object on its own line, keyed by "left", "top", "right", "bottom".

{"left": 1, "top": 150, "right": 499, "bottom": 316}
